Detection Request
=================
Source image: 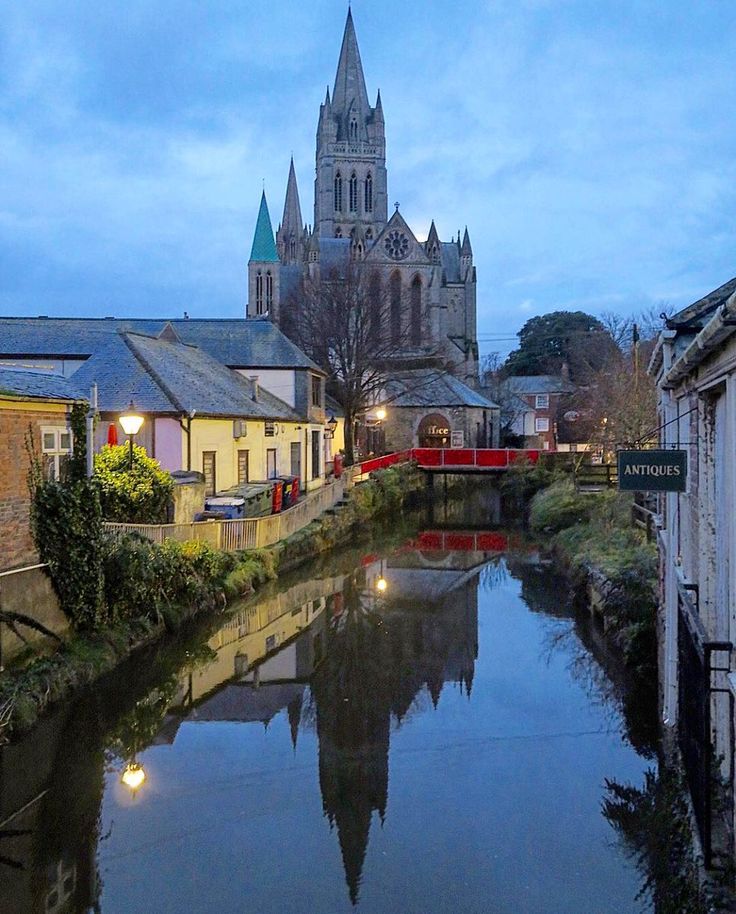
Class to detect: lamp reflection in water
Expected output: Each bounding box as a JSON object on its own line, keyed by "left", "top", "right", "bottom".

{"left": 121, "top": 761, "right": 146, "bottom": 794}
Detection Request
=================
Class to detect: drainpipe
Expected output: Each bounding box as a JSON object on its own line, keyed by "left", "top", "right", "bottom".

{"left": 179, "top": 413, "right": 193, "bottom": 471}
{"left": 86, "top": 384, "right": 98, "bottom": 478}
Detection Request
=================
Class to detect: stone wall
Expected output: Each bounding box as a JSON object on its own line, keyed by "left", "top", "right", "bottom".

{"left": 0, "top": 404, "right": 70, "bottom": 571}
{"left": 0, "top": 565, "right": 69, "bottom": 664}
{"left": 382, "top": 405, "right": 499, "bottom": 452}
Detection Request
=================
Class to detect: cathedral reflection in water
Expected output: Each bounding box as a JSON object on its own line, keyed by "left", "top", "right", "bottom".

{"left": 0, "top": 535, "right": 494, "bottom": 912}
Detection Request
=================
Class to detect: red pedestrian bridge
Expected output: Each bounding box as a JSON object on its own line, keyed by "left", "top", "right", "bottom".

{"left": 356, "top": 447, "right": 541, "bottom": 476}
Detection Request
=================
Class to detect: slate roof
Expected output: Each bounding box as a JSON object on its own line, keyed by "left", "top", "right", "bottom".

{"left": 505, "top": 375, "right": 575, "bottom": 395}
{"left": 440, "top": 242, "right": 461, "bottom": 283}
{"left": 319, "top": 238, "right": 352, "bottom": 276}
{"left": 667, "top": 276, "right": 736, "bottom": 329}
{"left": 383, "top": 369, "right": 499, "bottom": 409}
{"left": 0, "top": 317, "right": 322, "bottom": 371}
{"left": 72, "top": 332, "right": 300, "bottom": 420}
{"left": 249, "top": 192, "right": 279, "bottom": 263}
{"left": 0, "top": 367, "right": 81, "bottom": 401}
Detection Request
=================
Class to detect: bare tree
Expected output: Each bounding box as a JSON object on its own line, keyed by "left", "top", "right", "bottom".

{"left": 480, "top": 353, "right": 526, "bottom": 444}
{"left": 287, "top": 263, "right": 428, "bottom": 465}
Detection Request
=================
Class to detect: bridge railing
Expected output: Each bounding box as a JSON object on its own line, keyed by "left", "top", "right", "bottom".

{"left": 355, "top": 448, "right": 541, "bottom": 475}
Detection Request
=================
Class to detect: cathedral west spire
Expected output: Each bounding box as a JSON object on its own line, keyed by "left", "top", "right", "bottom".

{"left": 277, "top": 157, "right": 304, "bottom": 264}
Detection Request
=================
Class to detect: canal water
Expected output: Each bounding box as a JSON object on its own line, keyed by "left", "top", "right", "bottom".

{"left": 0, "top": 492, "right": 656, "bottom": 914}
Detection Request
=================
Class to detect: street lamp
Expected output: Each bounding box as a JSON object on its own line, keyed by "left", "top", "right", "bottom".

{"left": 375, "top": 407, "right": 387, "bottom": 421}
{"left": 119, "top": 401, "right": 144, "bottom": 469}
{"left": 325, "top": 413, "right": 338, "bottom": 439}
{"left": 121, "top": 761, "right": 146, "bottom": 793}
{"left": 375, "top": 577, "right": 388, "bottom": 593}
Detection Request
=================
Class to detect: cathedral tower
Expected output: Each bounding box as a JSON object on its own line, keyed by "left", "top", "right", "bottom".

{"left": 314, "top": 9, "right": 388, "bottom": 247}
{"left": 247, "top": 191, "right": 280, "bottom": 319}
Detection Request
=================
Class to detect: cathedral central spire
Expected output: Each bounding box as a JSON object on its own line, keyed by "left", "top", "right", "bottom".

{"left": 314, "top": 8, "right": 387, "bottom": 239}
{"left": 332, "top": 8, "right": 370, "bottom": 123}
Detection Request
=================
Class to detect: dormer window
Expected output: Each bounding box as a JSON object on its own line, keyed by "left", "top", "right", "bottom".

{"left": 349, "top": 172, "right": 358, "bottom": 212}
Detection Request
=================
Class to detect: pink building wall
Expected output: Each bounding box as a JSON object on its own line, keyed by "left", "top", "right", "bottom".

{"left": 154, "top": 418, "right": 182, "bottom": 472}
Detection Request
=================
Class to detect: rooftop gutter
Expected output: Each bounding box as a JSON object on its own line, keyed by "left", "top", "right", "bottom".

{"left": 663, "top": 292, "right": 736, "bottom": 389}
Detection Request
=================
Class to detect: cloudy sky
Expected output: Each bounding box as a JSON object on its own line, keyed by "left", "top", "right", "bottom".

{"left": 1, "top": 0, "right": 734, "bottom": 357}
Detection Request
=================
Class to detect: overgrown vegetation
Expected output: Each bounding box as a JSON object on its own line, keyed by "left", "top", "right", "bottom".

{"left": 603, "top": 767, "right": 708, "bottom": 914}
{"left": 94, "top": 443, "right": 174, "bottom": 523}
{"left": 498, "top": 457, "right": 558, "bottom": 501}
{"left": 27, "top": 433, "right": 108, "bottom": 630}
{"left": 530, "top": 479, "right": 657, "bottom": 671}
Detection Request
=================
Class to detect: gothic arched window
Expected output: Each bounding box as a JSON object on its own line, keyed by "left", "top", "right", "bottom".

{"left": 368, "top": 272, "right": 381, "bottom": 342}
{"left": 265, "top": 271, "right": 273, "bottom": 310}
{"left": 390, "top": 271, "right": 401, "bottom": 343}
{"left": 335, "top": 226, "right": 342, "bottom": 238}
{"left": 349, "top": 117, "right": 358, "bottom": 142}
{"left": 411, "top": 275, "right": 422, "bottom": 346}
{"left": 365, "top": 173, "right": 373, "bottom": 213}
{"left": 255, "top": 271, "right": 264, "bottom": 314}
{"left": 289, "top": 236, "right": 296, "bottom": 260}
{"left": 365, "top": 228, "right": 373, "bottom": 241}
{"left": 334, "top": 172, "right": 343, "bottom": 212}
{"left": 349, "top": 173, "right": 358, "bottom": 212}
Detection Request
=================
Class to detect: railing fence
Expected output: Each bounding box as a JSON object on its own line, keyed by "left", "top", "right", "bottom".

{"left": 104, "top": 477, "right": 348, "bottom": 551}
{"left": 677, "top": 578, "right": 734, "bottom": 868}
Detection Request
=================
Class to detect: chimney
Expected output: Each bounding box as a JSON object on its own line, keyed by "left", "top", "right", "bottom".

{"left": 249, "top": 375, "right": 259, "bottom": 400}
{"left": 561, "top": 361, "right": 570, "bottom": 382}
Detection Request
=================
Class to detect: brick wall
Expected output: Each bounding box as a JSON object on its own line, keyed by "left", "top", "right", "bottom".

{"left": 0, "top": 405, "right": 69, "bottom": 571}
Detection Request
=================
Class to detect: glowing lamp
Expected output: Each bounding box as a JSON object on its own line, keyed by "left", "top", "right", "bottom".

{"left": 376, "top": 577, "right": 388, "bottom": 593}
{"left": 375, "top": 407, "right": 387, "bottom": 421}
{"left": 119, "top": 403, "right": 144, "bottom": 437}
{"left": 121, "top": 762, "right": 146, "bottom": 792}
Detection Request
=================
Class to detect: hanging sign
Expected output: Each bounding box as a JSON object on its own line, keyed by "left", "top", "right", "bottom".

{"left": 617, "top": 449, "right": 687, "bottom": 492}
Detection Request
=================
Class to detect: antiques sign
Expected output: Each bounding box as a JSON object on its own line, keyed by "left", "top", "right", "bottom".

{"left": 618, "top": 449, "right": 687, "bottom": 492}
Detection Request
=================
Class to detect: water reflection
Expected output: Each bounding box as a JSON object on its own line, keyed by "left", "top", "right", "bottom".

{"left": 0, "top": 508, "right": 655, "bottom": 914}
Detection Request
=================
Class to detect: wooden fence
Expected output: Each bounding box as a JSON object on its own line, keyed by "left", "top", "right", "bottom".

{"left": 104, "top": 477, "right": 349, "bottom": 551}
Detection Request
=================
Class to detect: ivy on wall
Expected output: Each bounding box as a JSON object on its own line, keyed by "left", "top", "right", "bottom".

{"left": 27, "top": 426, "right": 107, "bottom": 630}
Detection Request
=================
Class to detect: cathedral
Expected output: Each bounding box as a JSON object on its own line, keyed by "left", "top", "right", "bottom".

{"left": 246, "top": 9, "right": 498, "bottom": 450}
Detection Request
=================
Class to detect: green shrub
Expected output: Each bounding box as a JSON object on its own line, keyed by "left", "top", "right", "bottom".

{"left": 529, "top": 479, "right": 596, "bottom": 532}
{"left": 94, "top": 444, "right": 174, "bottom": 523}
{"left": 499, "top": 457, "right": 557, "bottom": 501}
{"left": 102, "top": 536, "right": 237, "bottom": 622}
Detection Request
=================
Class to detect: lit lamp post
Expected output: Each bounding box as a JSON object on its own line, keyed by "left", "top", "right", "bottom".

{"left": 121, "top": 761, "right": 146, "bottom": 794}
{"left": 119, "top": 402, "right": 144, "bottom": 470}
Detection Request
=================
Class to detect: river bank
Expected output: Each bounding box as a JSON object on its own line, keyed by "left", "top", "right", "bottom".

{"left": 0, "top": 464, "right": 425, "bottom": 741}
{"left": 526, "top": 476, "right": 717, "bottom": 913}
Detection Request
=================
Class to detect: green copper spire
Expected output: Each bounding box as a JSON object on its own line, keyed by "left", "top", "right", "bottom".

{"left": 249, "top": 191, "right": 279, "bottom": 262}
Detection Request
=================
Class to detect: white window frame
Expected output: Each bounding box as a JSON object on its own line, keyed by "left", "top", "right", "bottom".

{"left": 535, "top": 394, "right": 549, "bottom": 409}
{"left": 535, "top": 417, "right": 550, "bottom": 433}
{"left": 41, "top": 426, "right": 72, "bottom": 480}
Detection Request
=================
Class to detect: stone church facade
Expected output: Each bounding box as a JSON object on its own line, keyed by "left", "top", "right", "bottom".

{"left": 246, "top": 9, "right": 497, "bottom": 449}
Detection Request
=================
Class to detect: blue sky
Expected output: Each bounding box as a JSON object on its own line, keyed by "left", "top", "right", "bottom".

{"left": 1, "top": 0, "right": 734, "bottom": 357}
